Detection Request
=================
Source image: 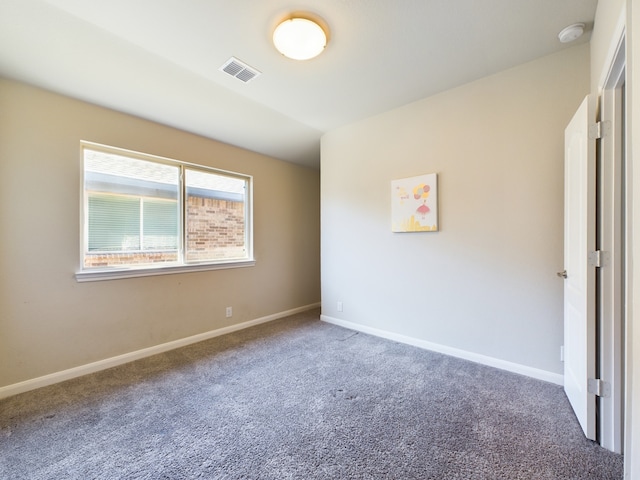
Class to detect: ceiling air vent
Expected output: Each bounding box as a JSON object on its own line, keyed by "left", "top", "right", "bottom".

{"left": 219, "top": 57, "right": 261, "bottom": 83}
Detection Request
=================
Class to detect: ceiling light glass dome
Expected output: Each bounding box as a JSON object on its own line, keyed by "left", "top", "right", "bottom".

{"left": 273, "top": 17, "right": 328, "bottom": 61}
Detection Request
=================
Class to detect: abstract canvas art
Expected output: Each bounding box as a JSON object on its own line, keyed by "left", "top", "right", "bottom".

{"left": 391, "top": 173, "right": 438, "bottom": 232}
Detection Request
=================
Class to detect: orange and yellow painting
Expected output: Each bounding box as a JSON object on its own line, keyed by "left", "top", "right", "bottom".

{"left": 391, "top": 173, "right": 438, "bottom": 232}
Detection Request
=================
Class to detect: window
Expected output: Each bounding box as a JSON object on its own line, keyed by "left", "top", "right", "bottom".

{"left": 78, "top": 142, "right": 253, "bottom": 281}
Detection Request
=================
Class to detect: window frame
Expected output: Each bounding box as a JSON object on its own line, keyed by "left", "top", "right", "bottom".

{"left": 76, "top": 141, "right": 254, "bottom": 282}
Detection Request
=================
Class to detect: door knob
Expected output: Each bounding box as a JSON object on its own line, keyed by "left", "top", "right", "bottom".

{"left": 557, "top": 270, "right": 567, "bottom": 279}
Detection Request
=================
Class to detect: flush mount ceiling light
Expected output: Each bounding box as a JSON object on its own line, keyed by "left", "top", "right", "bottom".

{"left": 558, "top": 23, "right": 585, "bottom": 43}
{"left": 273, "top": 17, "right": 328, "bottom": 60}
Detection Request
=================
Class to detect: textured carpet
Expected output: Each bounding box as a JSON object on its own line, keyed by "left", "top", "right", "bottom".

{"left": 0, "top": 309, "right": 623, "bottom": 479}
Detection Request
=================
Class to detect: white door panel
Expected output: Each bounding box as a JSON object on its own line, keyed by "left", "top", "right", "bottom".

{"left": 563, "top": 95, "right": 596, "bottom": 440}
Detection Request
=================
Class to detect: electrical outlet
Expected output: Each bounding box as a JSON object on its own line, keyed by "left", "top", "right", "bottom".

{"left": 226, "top": 306, "right": 232, "bottom": 318}
{"left": 337, "top": 301, "right": 343, "bottom": 312}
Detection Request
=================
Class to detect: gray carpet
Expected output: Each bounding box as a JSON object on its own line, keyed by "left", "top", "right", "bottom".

{"left": 0, "top": 309, "right": 623, "bottom": 479}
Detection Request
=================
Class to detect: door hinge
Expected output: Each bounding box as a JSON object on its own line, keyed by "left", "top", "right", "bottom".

{"left": 589, "top": 121, "right": 611, "bottom": 140}
{"left": 588, "top": 250, "right": 602, "bottom": 267}
{"left": 587, "top": 378, "right": 611, "bottom": 397}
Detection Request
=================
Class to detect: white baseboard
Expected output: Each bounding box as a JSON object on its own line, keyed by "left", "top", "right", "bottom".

{"left": 0, "top": 303, "right": 320, "bottom": 400}
{"left": 321, "top": 314, "right": 564, "bottom": 386}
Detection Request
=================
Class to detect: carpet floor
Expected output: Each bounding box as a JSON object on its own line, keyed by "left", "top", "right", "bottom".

{"left": 0, "top": 309, "right": 624, "bottom": 479}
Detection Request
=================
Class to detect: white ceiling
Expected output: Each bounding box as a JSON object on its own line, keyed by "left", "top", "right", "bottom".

{"left": 0, "top": 0, "right": 598, "bottom": 168}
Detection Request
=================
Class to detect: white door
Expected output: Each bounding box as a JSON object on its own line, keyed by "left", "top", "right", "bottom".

{"left": 563, "top": 95, "right": 597, "bottom": 440}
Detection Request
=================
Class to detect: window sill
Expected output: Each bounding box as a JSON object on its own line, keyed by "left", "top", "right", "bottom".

{"left": 75, "top": 259, "right": 256, "bottom": 282}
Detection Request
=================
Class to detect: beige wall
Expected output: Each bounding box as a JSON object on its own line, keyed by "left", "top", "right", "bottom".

{"left": 321, "top": 44, "right": 589, "bottom": 378}
{"left": 629, "top": 0, "right": 640, "bottom": 472}
{"left": 628, "top": 8, "right": 639, "bottom": 468}
{"left": 0, "top": 78, "right": 320, "bottom": 388}
{"left": 629, "top": 0, "right": 640, "bottom": 467}
{"left": 591, "top": 0, "right": 626, "bottom": 89}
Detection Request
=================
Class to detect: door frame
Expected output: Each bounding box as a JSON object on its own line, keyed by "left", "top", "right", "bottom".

{"left": 598, "top": 30, "right": 626, "bottom": 454}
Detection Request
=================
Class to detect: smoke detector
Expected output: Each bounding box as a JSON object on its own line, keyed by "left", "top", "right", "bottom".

{"left": 558, "top": 23, "right": 585, "bottom": 43}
